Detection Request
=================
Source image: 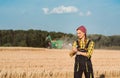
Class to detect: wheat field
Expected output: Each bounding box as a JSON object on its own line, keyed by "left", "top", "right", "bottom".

{"left": 0, "top": 47, "right": 120, "bottom": 78}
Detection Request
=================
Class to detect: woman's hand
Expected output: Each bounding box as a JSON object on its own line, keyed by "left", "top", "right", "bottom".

{"left": 76, "top": 51, "right": 81, "bottom": 55}
{"left": 72, "top": 47, "right": 77, "bottom": 52}
{"left": 76, "top": 51, "right": 88, "bottom": 57}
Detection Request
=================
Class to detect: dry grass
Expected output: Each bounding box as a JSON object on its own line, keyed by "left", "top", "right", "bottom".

{"left": 0, "top": 47, "right": 120, "bottom": 78}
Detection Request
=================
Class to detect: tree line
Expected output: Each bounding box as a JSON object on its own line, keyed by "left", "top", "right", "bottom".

{"left": 0, "top": 30, "right": 120, "bottom": 49}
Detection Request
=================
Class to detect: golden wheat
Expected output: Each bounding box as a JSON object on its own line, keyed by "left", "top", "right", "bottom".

{"left": 0, "top": 47, "right": 120, "bottom": 78}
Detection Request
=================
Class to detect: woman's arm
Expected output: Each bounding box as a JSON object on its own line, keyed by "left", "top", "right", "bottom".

{"left": 76, "top": 41, "right": 95, "bottom": 58}
{"left": 69, "top": 41, "right": 78, "bottom": 57}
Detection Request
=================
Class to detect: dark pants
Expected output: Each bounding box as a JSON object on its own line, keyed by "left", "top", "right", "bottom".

{"left": 74, "top": 55, "right": 94, "bottom": 78}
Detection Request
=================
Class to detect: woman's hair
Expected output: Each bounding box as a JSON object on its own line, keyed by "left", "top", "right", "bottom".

{"left": 85, "top": 33, "right": 87, "bottom": 45}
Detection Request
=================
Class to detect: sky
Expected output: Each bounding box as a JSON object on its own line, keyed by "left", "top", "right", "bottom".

{"left": 0, "top": 0, "right": 120, "bottom": 36}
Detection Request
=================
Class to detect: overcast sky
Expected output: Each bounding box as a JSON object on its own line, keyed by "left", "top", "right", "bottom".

{"left": 0, "top": 0, "right": 120, "bottom": 35}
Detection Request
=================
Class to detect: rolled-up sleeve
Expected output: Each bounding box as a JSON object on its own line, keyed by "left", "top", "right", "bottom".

{"left": 86, "top": 41, "right": 95, "bottom": 58}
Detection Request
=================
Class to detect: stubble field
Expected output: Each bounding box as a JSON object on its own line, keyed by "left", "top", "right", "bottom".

{"left": 0, "top": 47, "right": 120, "bottom": 78}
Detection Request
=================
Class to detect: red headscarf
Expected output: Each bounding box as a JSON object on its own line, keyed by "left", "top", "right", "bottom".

{"left": 76, "top": 25, "right": 87, "bottom": 33}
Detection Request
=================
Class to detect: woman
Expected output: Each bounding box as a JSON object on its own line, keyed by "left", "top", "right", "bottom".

{"left": 72, "top": 25, "right": 94, "bottom": 78}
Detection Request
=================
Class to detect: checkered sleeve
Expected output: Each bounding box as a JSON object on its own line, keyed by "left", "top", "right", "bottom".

{"left": 72, "top": 41, "right": 77, "bottom": 49}
{"left": 86, "top": 41, "right": 95, "bottom": 58}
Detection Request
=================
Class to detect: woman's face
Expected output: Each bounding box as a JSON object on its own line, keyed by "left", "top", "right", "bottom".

{"left": 77, "top": 30, "right": 85, "bottom": 39}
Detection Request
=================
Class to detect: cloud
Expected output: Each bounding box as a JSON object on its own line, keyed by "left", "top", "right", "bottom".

{"left": 79, "top": 12, "right": 84, "bottom": 16}
{"left": 42, "top": 5, "right": 92, "bottom": 16}
{"left": 42, "top": 8, "right": 49, "bottom": 14}
{"left": 86, "top": 11, "right": 91, "bottom": 16}
{"left": 79, "top": 11, "right": 92, "bottom": 16}
{"left": 42, "top": 5, "right": 78, "bottom": 14}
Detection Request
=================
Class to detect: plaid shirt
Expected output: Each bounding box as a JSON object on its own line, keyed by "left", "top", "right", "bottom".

{"left": 72, "top": 39, "right": 95, "bottom": 58}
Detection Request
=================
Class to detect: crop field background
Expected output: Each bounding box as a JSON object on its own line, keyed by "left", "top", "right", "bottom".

{"left": 0, "top": 47, "right": 120, "bottom": 78}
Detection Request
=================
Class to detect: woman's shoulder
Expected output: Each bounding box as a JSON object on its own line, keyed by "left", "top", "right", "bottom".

{"left": 87, "top": 39, "right": 95, "bottom": 44}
